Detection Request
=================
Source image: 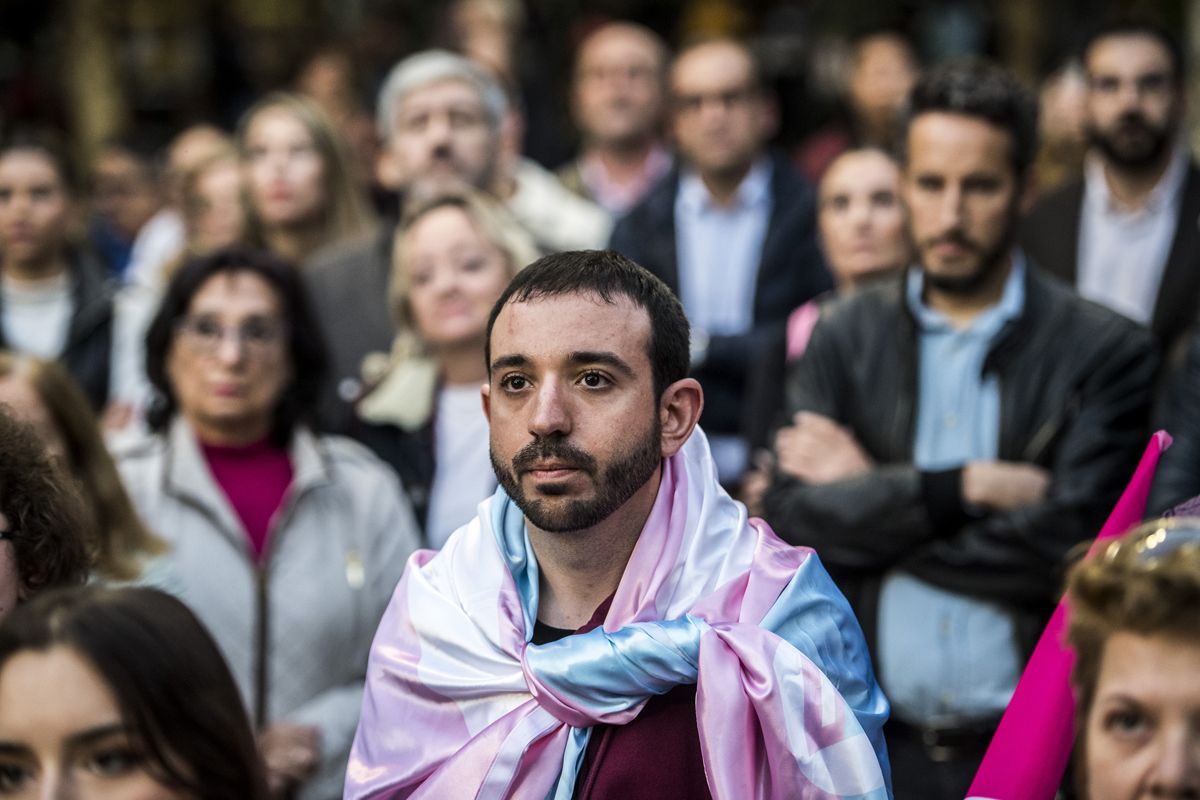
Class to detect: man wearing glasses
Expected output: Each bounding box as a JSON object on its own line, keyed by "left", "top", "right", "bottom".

{"left": 610, "top": 38, "right": 832, "bottom": 486}
{"left": 1022, "top": 20, "right": 1200, "bottom": 361}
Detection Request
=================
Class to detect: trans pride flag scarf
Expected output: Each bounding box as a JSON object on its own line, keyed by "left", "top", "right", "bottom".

{"left": 346, "top": 430, "right": 890, "bottom": 799}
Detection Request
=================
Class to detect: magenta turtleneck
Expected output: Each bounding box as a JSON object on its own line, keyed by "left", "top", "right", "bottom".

{"left": 199, "top": 437, "right": 293, "bottom": 563}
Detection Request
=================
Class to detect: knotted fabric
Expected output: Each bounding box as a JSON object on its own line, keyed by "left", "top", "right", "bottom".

{"left": 347, "top": 429, "right": 890, "bottom": 799}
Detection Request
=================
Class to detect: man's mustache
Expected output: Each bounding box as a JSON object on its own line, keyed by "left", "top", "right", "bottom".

{"left": 511, "top": 437, "right": 598, "bottom": 474}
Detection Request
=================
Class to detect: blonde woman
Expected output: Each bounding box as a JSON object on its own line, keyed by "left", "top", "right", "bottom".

{"left": 355, "top": 188, "right": 538, "bottom": 547}
{"left": 237, "top": 92, "right": 375, "bottom": 265}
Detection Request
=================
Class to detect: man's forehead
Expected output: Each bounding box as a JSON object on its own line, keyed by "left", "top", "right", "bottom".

{"left": 1087, "top": 33, "right": 1173, "bottom": 73}
{"left": 398, "top": 77, "right": 487, "bottom": 114}
{"left": 671, "top": 44, "right": 753, "bottom": 90}
{"left": 905, "top": 112, "right": 1015, "bottom": 164}
{"left": 491, "top": 292, "right": 652, "bottom": 359}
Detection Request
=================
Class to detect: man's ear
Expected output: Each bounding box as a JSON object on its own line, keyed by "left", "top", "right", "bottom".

{"left": 376, "top": 147, "right": 404, "bottom": 191}
{"left": 659, "top": 378, "right": 703, "bottom": 458}
{"left": 1018, "top": 170, "right": 1038, "bottom": 215}
{"left": 481, "top": 381, "right": 492, "bottom": 423}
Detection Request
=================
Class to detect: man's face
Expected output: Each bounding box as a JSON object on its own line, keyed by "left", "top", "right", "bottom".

{"left": 903, "top": 112, "right": 1023, "bottom": 295}
{"left": 383, "top": 78, "right": 499, "bottom": 196}
{"left": 484, "top": 292, "right": 663, "bottom": 533}
{"left": 669, "top": 42, "right": 773, "bottom": 179}
{"left": 573, "top": 26, "right": 665, "bottom": 150}
{"left": 1084, "top": 34, "right": 1181, "bottom": 170}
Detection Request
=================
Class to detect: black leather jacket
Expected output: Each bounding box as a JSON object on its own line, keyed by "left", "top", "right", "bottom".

{"left": 762, "top": 264, "right": 1157, "bottom": 656}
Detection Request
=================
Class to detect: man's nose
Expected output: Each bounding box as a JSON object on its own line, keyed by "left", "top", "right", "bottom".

{"left": 529, "top": 379, "right": 571, "bottom": 438}
{"left": 937, "top": 186, "right": 965, "bottom": 230}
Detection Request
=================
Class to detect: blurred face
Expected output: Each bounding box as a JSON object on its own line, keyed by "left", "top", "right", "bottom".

{"left": 242, "top": 107, "right": 326, "bottom": 229}
{"left": 384, "top": 79, "right": 499, "bottom": 196}
{"left": 848, "top": 35, "right": 918, "bottom": 130}
{"left": 484, "top": 292, "right": 662, "bottom": 533}
{"left": 0, "top": 374, "right": 67, "bottom": 462}
{"left": 1084, "top": 632, "right": 1200, "bottom": 799}
{"left": 573, "top": 26, "right": 664, "bottom": 149}
{"left": 188, "top": 159, "right": 245, "bottom": 253}
{"left": 0, "top": 150, "right": 70, "bottom": 268}
{"left": 819, "top": 150, "right": 909, "bottom": 286}
{"left": 402, "top": 205, "right": 512, "bottom": 351}
{"left": 0, "top": 645, "right": 188, "bottom": 799}
{"left": 1085, "top": 34, "right": 1181, "bottom": 171}
{"left": 903, "top": 112, "right": 1023, "bottom": 296}
{"left": 670, "top": 42, "right": 773, "bottom": 179}
{"left": 93, "top": 150, "right": 160, "bottom": 241}
{"left": 166, "top": 271, "right": 290, "bottom": 445}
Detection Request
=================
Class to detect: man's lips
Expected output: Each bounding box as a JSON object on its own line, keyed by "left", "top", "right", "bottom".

{"left": 523, "top": 463, "right": 584, "bottom": 480}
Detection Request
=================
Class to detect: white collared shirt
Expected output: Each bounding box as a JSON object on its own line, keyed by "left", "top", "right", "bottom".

{"left": 1077, "top": 144, "right": 1189, "bottom": 325}
{"left": 674, "top": 157, "right": 773, "bottom": 337}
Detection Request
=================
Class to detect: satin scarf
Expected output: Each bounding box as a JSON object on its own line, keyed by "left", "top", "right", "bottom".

{"left": 347, "top": 429, "right": 890, "bottom": 799}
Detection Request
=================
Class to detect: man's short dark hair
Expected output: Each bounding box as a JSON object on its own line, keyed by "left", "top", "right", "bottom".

{"left": 1081, "top": 19, "right": 1184, "bottom": 85}
{"left": 485, "top": 250, "right": 690, "bottom": 400}
{"left": 901, "top": 60, "right": 1039, "bottom": 178}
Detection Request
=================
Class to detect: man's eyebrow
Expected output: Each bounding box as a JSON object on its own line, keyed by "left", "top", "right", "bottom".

{"left": 0, "top": 741, "right": 32, "bottom": 757}
{"left": 491, "top": 354, "right": 531, "bottom": 371}
{"left": 567, "top": 351, "right": 636, "bottom": 377}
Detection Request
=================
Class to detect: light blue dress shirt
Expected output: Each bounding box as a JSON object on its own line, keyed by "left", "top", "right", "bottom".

{"left": 876, "top": 254, "right": 1027, "bottom": 726}
{"left": 674, "top": 157, "right": 773, "bottom": 481}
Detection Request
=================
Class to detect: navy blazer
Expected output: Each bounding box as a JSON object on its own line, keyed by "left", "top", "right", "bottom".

{"left": 608, "top": 151, "right": 833, "bottom": 438}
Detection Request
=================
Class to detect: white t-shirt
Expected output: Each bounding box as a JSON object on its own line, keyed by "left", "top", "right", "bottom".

{"left": 425, "top": 383, "right": 494, "bottom": 549}
{"left": 1, "top": 271, "right": 72, "bottom": 358}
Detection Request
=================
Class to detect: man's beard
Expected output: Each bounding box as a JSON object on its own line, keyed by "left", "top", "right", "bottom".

{"left": 491, "top": 422, "right": 662, "bottom": 533}
{"left": 919, "top": 208, "right": 1019, "bottom": 297}
{"left": 1087, "top": 110, "right": 1174, "bottom": 171}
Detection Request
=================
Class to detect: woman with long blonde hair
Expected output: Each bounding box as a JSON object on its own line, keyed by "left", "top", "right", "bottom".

{"left": 237, "top": 92, "right": 375, "bottom": 265}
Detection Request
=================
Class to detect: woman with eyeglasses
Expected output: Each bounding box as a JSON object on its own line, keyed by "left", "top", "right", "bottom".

{"left": 1065, "top": 518, "right": 1200, "bottom": 798}
{"left": 114, "top": 248, "right": 419, "bottom": 799}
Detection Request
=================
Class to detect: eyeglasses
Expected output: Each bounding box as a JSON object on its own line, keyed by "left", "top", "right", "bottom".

{"left": 175, "top": 316, "right": 284, "bottom": 358}
{"left": 1102, "top": 518, "right": 1200, "bottom": 565}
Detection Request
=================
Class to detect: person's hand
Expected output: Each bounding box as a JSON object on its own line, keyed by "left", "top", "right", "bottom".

{"left": 961, "top": 461, "right": 1051, "bottom": 512}
{"left": 774, "top": 411, "right": 874, "bottom": 485}
{"left": 739, "top": 450, "right": 774, "bottom": 516}
{"left": 259, "top": 722, "right": 321, "bottom": 798}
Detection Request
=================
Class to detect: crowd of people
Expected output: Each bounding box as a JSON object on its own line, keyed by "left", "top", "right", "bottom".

{"left": 0, "top": 9, "right": 1197, "bottom": 800}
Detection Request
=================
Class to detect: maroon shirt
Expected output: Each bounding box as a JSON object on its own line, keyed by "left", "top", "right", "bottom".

{"left": 199, "top": 438, "right": 292, "bottom": 563}
{"left": 532, "top": 600, "right": 712, "bottom": 799}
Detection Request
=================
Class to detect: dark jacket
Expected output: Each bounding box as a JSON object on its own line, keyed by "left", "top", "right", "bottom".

{"left": 303, "top": 225, "right": 395, "bottom": 435}
{"left": 608, "top": 151, "right": 833, "bottom": 437}
{"left": 761, "top": 264, "right": 1157, "bottom": 658}
{"left": 1019, "top": 161, "right": 1200, "bottom": 362}
{"left": 1148, "top": 328, "right": 1200, "bottom": 512}
{"left": 0, "top": 249, "right": 115, "bottom": 410}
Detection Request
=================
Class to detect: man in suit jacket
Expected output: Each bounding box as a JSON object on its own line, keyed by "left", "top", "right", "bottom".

{"left": 1021, "top": 20, "right": 1200, "bottom": 361}
{"left": 609, "top": 38, "right": 831, "bottom": 483}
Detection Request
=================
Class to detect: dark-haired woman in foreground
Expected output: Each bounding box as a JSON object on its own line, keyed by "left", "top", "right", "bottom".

{"left": 116, "top": 248, "right": 418, "bottom": 799}
{"left": 0, "top": 585, "right": 269, "bottom": 798}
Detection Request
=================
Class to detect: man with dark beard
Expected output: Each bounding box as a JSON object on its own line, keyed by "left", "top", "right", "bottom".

{"left": 1022, "top": 21, "right": 1200, "bottom": 361}
{"left": 761, "top": 60, "right": 1157, "bottom": 799}
{"left": 346, "top": 250, "right": 891, "bottom": 799}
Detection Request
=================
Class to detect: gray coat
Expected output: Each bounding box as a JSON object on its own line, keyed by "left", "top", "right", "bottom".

{"left": 117, "top": 420, "right": 420, "bottom": 799}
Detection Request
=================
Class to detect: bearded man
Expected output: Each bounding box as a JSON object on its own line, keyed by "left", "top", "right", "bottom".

{"left": 760, "top": 60, "right": 1156, "bottom": 799}
{"left": 346, "top": 249, "right": 890, "bottom": 799}
{"left": 1022, "top": 20, "right": 1200, "bottom": 361}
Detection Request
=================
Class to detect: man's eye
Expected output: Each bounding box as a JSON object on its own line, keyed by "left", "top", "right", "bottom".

{"left": 0, "top": 761, "right": 30, "bottom": 791}
{"left": 501, "top": 375, "right": 529, "bottom": 391}
{"left": 580, "top": 372, "right": 610, "bottom": 388}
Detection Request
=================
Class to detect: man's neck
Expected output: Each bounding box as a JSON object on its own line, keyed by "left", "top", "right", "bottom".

{"left": 696, "top": 161, "right": 755, "bottom": 207}
{"left": 2, "top": 256, "right": 68, "bottom": 285}
{"left": 528, "top": 469, "right": 661, "bottom": 630}
{"left": 922, "top": 254, "right": 1014, "bottom": 329}
{"left": 1101, "top": 147, "right": 1175, "bottom": 211}
{"left": 585, "top": 138, "right": 658, "bottom": 185}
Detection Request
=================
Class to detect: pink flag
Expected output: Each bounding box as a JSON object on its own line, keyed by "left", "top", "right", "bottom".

{"left": 966, "top": 431, "right": 1171, "bottom": 800}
